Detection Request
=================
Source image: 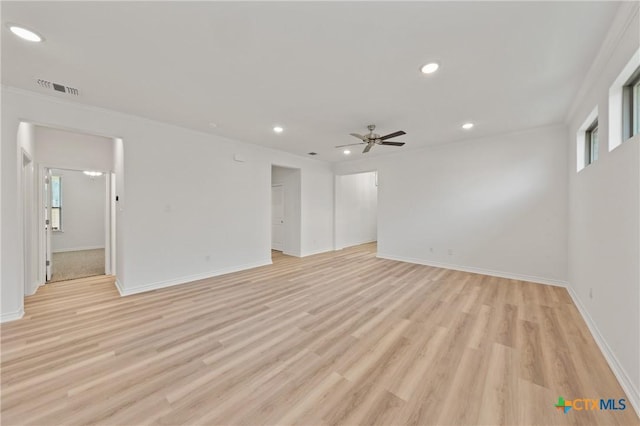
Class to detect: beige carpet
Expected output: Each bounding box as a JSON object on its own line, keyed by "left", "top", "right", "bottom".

{"left": 50, "top": 249, "right": 105, "bottom": 282}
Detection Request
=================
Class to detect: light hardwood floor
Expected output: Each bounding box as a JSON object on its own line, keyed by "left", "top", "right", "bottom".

{"left": 1, "top": 243, "right": 638, "bottom": 425}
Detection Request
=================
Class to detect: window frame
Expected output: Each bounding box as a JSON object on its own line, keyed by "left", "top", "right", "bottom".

{"left": 622, "top": 69, "right": 640, "bottom": 141}
{"left": 633, "top": 77, "right": 640, "bottom": 137}
{"left": 585, "top": 120, "right": 599, "bottom": 167}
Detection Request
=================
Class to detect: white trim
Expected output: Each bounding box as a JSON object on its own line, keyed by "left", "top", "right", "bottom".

{"left": 300, "top": 248, "right": 334, "bottom": 258}
{"left": 271, "top": 183, "right": 285, "bottom": 252}
{"left": 114, "top": 278, "right": 125, "bottom": 296}
{"left": 25, "top": 280, "right": 42, "bottom": 296}
{"left": 116, "top": 258, "right": 273, "bottom": 296}
{"left": 567, "top": 286, "right": 640, "bottom": 418}
{"left": 1, "top": 308, "right": 25, "bottom": 323}
{"left": 567, "top": 2, "right": 640, "bottom": 122}
{"left": 608, "top": 46, "right": 640, "bottom": 151}
{"left": 376, "top": 253, "right": 568, "bottom": 287}
{"left": 52, "top": 245, "right": 105, "bottom": 253}
{"left": 336, "top": 239, "right": 377, "bottom": 251}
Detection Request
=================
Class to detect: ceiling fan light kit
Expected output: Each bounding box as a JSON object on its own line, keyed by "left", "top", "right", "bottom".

{"left": 336, "top": 124, "right": 407, "bottom": 154}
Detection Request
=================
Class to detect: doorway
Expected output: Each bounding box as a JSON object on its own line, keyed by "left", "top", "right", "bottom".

{"left": 271, "top": 165, "right": 302, "bottom": 257}
{"left": 334, "top": 170, "right": 378, "bottom": 250}
{"left": 18, "top": 122, "right": 120, "bottom": 299}
{"left": 271, "top": 184, "right": 284, "bottom": 251}
{"left": 45, "top": 168, "right": 108, "bottom": 282}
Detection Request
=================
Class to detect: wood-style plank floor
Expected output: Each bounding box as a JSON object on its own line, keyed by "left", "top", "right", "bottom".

{"left": 1, "top": 243, "right": 638, "bottom": 425}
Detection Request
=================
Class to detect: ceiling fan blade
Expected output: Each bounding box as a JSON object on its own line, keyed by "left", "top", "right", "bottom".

{"left": 350, "top": 133, "right": 367, "bottom": 141}
{"left": 380, "top": 141, "right": 405, "bottom": 146}
{"left": 363, "top": 143, "right": 374, "bottom": 153}
{"left": 335, "top": 142, "right": 366, "bottom": 148}
{"left": 379, "top": 130, "right": 406, "bottom": 140}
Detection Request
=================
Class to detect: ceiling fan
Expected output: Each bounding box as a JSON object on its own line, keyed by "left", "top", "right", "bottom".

{"left": 336, "top": 124, "right": 406, "bottom": 154}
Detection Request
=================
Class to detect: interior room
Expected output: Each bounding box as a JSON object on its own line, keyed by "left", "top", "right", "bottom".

{"left": 1, "top": 2, "right": 639, "bottom": 425}
{"left": 48, "top": 168, "right": 106, "bottom": 282}
{"left": 335, "top": 171, "right": 378, "bottom": 251}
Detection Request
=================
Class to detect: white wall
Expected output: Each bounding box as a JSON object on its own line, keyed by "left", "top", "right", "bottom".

{"left": 18, "top": 123, "right": 38, "bottom": 302}
{"left": 272, "top": 166, "right": 302, "bottom": 256}
{"left": 113, "top": 138, "right": 125, "bottom": 282}
{"left": 51, "top": 169, "right": 106, "bottom": 252}
{"left": 1, "top": 122, "right": 38, "bottom": 320}
{"left": 35, "top": 125, "right": 114, "bottom": 172}
{"left": 335, "top": 171, "right": 378, "bottom": 249}
{"left": 1, "top": 87, "right": 334, "bottom": 316}
{"left": 566, "top": 3, "right": 639, "bottom": 413}
{"left": 301, "top": 166, "right": 335, "bottom": 257}
{"left": 18, "top": 122, "right": 36, "bottom": 156}
{"left": 335, "top": 124, "right": 569, "bottom": 285}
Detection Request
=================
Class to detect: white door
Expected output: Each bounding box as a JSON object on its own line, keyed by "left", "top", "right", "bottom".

{"left": 271, "top": 185, "right": 284, "bottom": 251}
{"left": 44, "top": 169, "right": 53, "bottom": 281}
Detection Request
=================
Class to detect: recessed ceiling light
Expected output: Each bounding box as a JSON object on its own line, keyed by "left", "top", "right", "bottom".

{"left": 8, "top": 25, "right": 43, "bottom": 42}
{"left": 273, "top": 126, "right": 284, "bottom": 133}
{"left": 462, "top": 122, "right": 474, "bottom": 130}
{"left": 420, "top": 62, "right": 439, "bottom": 74}
{"left": 343, "top": 150, "right": 351, "bottom": 155}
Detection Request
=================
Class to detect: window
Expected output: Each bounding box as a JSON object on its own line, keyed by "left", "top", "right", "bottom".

{"left": 608, "top": 48, "right": 639, "bottom": 151}
{"left": 577, "top": 106, "right": 598, "bottom": 172}
{"left": 633, "top": 75, "right": 640, "bottom": 137}
{"left": 623, "top": 69, "right": 640, "bottom": 141}
{"left": 51, "top": 175, "right": 62, "bottom": 231}
{"left": 585, "top": 120, "right": 598, "bottom": 166}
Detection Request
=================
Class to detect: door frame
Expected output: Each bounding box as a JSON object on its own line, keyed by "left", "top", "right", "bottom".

{"left": 44, "top": 167, "right": 52, "bottom": 282}
{"left": 37, "top": 165, "right": 115, "bottom": 284}
{"left": 333, "top": 169, "right": 379, "bottom": 251}
{"left": 16, "top": 120, "right": 122, "bottom": 306}
{"left": 271, "top": 184, "right": 285, "bottom": 251}
{"left": 270, "top": 165, "right": 302, "bottom": 257}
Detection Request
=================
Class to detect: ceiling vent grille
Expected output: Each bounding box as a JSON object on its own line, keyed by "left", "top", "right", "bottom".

{"left": 37, "top": 79, "right": 80, "bottom": 96}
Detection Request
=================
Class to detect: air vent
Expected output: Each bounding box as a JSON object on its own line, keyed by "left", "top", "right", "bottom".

{"left": 36, "top": 79, "right": 80, "bottom": 96}
{"left": 308, "top": 152, "right": 317, "bottom": 156}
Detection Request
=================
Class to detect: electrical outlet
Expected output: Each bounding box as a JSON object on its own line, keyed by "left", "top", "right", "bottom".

{"left": 205, "top": 255, "right": 211, "bottom": 262}
{"left": 589, "top": 288, "right": 593, "bottom": 299}
{"left": 429, "top": 247, "right": 434, "bottom": 253}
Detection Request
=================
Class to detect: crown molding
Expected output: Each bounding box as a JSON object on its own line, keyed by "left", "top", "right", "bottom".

{"left": 566, "top": 2, "right": 640, "bottom": 123}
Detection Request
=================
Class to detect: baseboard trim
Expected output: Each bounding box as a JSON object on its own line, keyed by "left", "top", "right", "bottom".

{"left": 301, "top": 248, "right": 334, "bottom": 257}
{"left": 376, "top": 253, "right": 568, "bottom": 287}
{"left": 53, "top": 245, "right": 105, "bottom": 253}
{"left": 567, "top": 286, "right": 640, "bottom": 417}
{"left": 117, "top": 258, "right": 273, "bottom": 296}
{"left": 25, "top": 281, "right": 43, "bottom": 296}
{"left": 1, "top": 307, "right": 25, "bottom": 323}
{"left": 114, "top": 277, "right": 125, "bottom": 296}
{"left": 336, "top": 239, "right": 377, "bottom": 251}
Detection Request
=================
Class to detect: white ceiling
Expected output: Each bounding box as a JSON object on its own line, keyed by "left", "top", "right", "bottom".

{"left": 2, "top": 1, "right": 620, "bottom": 162}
